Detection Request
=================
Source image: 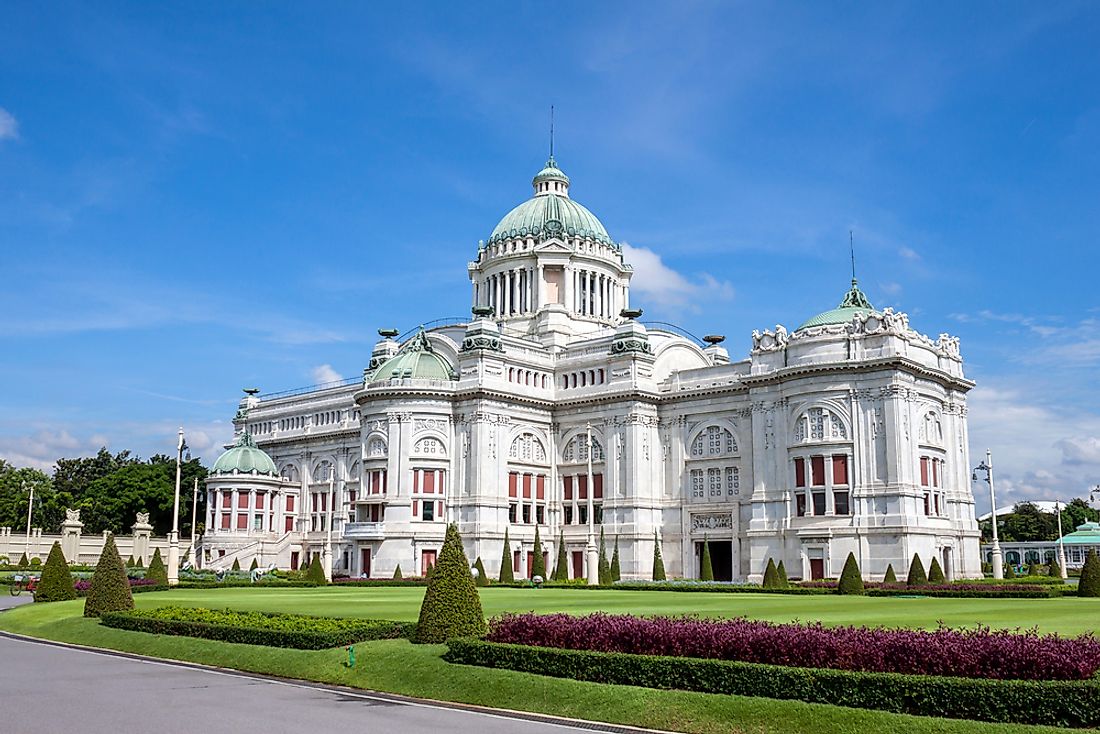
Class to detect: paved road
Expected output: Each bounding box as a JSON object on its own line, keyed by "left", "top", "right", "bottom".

{"left": 0, "top": 593, "right": 33, "bottom": 610}
{"left": 0, "top": 634, "right": 600, "bottom": 734}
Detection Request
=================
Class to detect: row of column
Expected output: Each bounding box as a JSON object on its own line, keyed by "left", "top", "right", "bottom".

{"left": 572, "top": 268, "right": 619, "bottom": 319}
{"left": 479, "top": 266, "right": 539, "bottom": 316}
{"left": 475, "top": 265, "right": 625, "bottom": 319}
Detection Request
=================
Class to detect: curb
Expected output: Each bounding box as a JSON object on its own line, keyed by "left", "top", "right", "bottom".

{"left": 0, "top": 627, "right": 677, "bottom": 734}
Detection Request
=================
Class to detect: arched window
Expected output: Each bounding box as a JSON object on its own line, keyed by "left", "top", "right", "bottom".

{"left": 367, "top": 437, "right": 387, "bottom": 457}
{"left": 792, "top": 406, "right": 848, "bottom": 443}
{"left": 563, "top": 434, "right": 604, "bottom": 463}
{"left": 312, "top": 460, "right": 333, "bottom": 482}
{"left": 921, "top": 411, "right": 944, "bottom": 444}
{"left": 690, "top": 426, "right": 737, "bottom": 457}
{"left": 509, "top": 432, "right": 547, "bottom": 463}
{"left": 413, "top": 437, "right": 444, "bottom": 455}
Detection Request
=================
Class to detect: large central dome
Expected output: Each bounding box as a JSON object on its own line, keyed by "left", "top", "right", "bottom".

{"left": 486, "top": 157, "right": 615, "bottom": 247}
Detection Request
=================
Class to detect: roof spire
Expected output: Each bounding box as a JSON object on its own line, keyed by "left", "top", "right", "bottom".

{"left": 549, "top": 105, "right": 555, "bottom": 159}
{"left": 849, "top": 229, "right": 857, "bottom": 284}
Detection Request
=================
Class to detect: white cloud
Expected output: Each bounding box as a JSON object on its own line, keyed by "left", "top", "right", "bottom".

{"left": 621, "top": 242, "right": 734, "bottom": 312}
{"left": 898, "top": 246, "right": 921, "bottom": 261}
{"left": 310, "top": 364, "right": 342, "bottom": 385}
{"left": 0, "top": 430, "right": 103, "bottom": 472}
{"left": 0, "top": 107, "right": 18, "bottom": 141}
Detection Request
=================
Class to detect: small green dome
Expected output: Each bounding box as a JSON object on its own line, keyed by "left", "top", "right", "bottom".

{"left": 797, "top": 280, "right": 880, "bottom": 331}
{"left": 212, "top": 432, "right": 278, "bottom": 476}
{"left": 368, "top": 329, "right": 455, "bottom": 383}
{"left": 488, "top": 158, "right": 615, "bottom": 247}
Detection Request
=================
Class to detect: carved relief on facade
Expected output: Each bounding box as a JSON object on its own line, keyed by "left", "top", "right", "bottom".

{"left": 413, "top": 417, "right": 448, "bottom": 434}
{"left": 750, "top": 324, "right": 789, "bottom": 353}
{"left": 690, "top": 512, "right": 733, "bottom": 533}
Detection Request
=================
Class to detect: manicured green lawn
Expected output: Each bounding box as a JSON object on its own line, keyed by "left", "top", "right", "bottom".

{"left": 3, "top": 587, "right": 1098, "bottom": 734}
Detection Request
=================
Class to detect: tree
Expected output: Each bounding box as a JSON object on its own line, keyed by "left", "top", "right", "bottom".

{"left": 776, "top": 560, "right": 789, "bottom": 588}
{"left": 907, "top": 554, "right": 927, "bottom": 586}
{"left": 1062, "top": 499, "right": 1099, "bottom": 535}
{"left": 0, "top": 460, "right": 63, "bottom": 533}
{"left": 928, "top": 557, "right": 946, "bottom": 584}
{"left": 414, "top": 524, "right": 487, "bottom": 643}
{"left": 83, "top": 534, "right": 134, "bottom": 618}
{"left": 146, "top": 547, "right": 168, "bottom": 586}
{"left": 498, "top": 529, "right": 514, "bottom": 583}
{"left": 531, "top": 526, "right": 546, "bottom": 579}
{"left": 838, "top": 552, "right": 864, "bottom": 595}
{"left": 305, "top": 554, "right": 326, "bottom": 585}
{"left": 35, "top": 542, "right": 76, "bottom": 602}
{"left": 553, "top": 531, "right": 568, "bottom": 581}
{"left": 473, "top": 556, "right": 490, "bottom": 587}
{"left": 1079, "top": 550, "right": 1100, "bottom": 598}
{"left": 1000, "top": 502, "right": 1057, "bottom": 542}
{"left": 597, "top": 529, "right": 612, "bottom": 586}
{"left": 392, "top": 564, "right": 403, "bottom": 580}
{"left": 883, "top": 564, "right": 897, "bottom": 584}
{"left": 762, "top": 558, "right": 779, "bottom": 589}
{"left": 610, "top": 537, "right": 621, "bottom": 583}
{"left": 700, "top": 538, "right": 714, "bottom": 581}
{"left": 652, "top": 532, "right": 666, "bottom": 581}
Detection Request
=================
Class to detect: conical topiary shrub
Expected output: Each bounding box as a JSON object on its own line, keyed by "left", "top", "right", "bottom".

{"left": 597, "top": 529, "right": 612, "bottom": 586}
{"left": 473, "top": 556, "right": 489, "bottom": 587}
{"left": 1004, "top": 563, "right": 1016, "bottom": 579}
{"left": 928, "top": 557, "right": 946, "bottom": 584}
{"left": 18, "top": 552, "right": 29, "bottom": 569}
{"left": 35, "top": 541, "right": 77, "bottom": 602}
{"left": 1027, "top": 562, "right": 1040, "bottom": 577}
{"left": 776, "top": 560, "right": 789, "bottom": 588}
{"left": 498, "top": 529, "right": 515, "bottom": 583}
{"left": 652, "top": 532, "right": 666, "bottom": 581}
{"left": 1049, "top": 557, "right": 1062, "bottom": 579}
{"left": 231, "top": 558, "right": 241, "bottom": 572}
{"left": 305, "top": 554, "right": 326, "bottom": 585}
{"left": 83, "top": 534, "right": 134, "bottom": 618}
{"left": 426, "top": 562, "right": 435, "bottom": 579}
{"left": 837, "top": 552, "right": 864, "bottom": 595}
{"left": 762, "top": 558, "right": 779, "bottom": 589}
{"left": 1079, "top": 549, "right": 1100, "bottom": 597}
{"left": 414, "top": 523, "right": 487, "bottom": 643}
{"left": 531, "top": 526, "right": 546, "bottom": 579}
{"left": 392, "top": 564, "right": 403, "bottom": 580}
{"left": 700, "top": 538, "right": 714, "bottom": 581}
{"left": 146, "top": 547, "right": 168, "bottom": 586}
{"left": 883, "top": 563, "right": 897, "bottom": 584}
{"left": 135, "top": 556, "right": 144, "bottom": 569}
{"left": 126, "top": 556, "right": 135, "bottom": 568}
{"left": 250, "top": 558, "right": 259, "bottom": 572}
{"left": 907, "top": 554, "right": 927, "bottom": 586}
{"left": 553, "top": 531, "right": 568, "bottom": 581}
{"left": 610, "top": 537, "right": 621, "bottom": 583}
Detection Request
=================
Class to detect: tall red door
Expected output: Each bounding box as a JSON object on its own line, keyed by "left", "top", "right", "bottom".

{"left": 810, "top": 559, "right": 825, "bottom": 580}
{"left": 361, "top": 548, "right": 371, "bottom": 578}
{"left": 571, "top": 551, "right": 583, "bottom": 580}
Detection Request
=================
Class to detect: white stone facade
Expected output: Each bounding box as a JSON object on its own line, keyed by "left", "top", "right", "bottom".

{"left": 201, "top": 159, "right": 981, "bottom": 582}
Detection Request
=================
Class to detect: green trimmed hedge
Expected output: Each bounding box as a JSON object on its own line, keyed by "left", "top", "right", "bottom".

{"left": 443, "top": 638, "right": 1100, "bottom": 727}
{"left": 100, "top": 606, "right": 415, "bottom": 649}
{"left": 867, "top": 587, "right": 1064, "bottom": 599}
{"left": 610, "top": 581, "right": 830, "bottom": 595}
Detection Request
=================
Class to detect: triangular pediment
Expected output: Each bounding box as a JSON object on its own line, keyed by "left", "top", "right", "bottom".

{"left": 534, "top": 238, "right": 572, "bottom": 253}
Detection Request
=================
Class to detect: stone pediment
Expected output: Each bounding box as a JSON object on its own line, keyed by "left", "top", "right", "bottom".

{"left": 534, "top": 238, "right": 571, "bottom": 253}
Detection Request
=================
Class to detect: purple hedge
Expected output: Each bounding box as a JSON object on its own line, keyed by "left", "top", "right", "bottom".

{"left": 75, "top": 578, "right": 159, "bottom": 594}
{"left": 485, "top": 613, "right": 1100, "bottom": 681}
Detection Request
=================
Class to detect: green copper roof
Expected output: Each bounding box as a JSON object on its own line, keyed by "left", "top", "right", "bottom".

{"left": 1059, "top": 522, "right": 1100, "bottom": 544}
{"left": 797, "top": 279, "right": 880, "bottom": 331}
{"left": 488, "top": 159, "right": 615, "bottom": 247}
{"left": 212, "top": 432, "right": 278, "bottom": 476}
{"left": 368, "top": 328, "right": 456, "bottom": 383}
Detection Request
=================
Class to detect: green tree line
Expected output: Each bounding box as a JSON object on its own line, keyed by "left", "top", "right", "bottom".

{"left": 979, "top": 499, "right": 1099, "bottom": 543}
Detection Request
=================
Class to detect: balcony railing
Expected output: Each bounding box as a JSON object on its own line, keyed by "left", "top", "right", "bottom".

{"left": 343, "top": 522, "right": 385, "bottom": 540}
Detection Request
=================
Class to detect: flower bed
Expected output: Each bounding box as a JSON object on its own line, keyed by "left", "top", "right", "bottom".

{"left": 485, "top": 613, "right": 1100, "bottom": 681}
{"left": 796, "top": 580, "right": 1064, "bottom": 598}
{"left": 608, "top": 580, "right": 829, "bottom": 595}
{"left": 74, "top": 578, "right": 163, "bottom": 596}
{"left": 100, "top": 606, "right": 415, "bottom": 649}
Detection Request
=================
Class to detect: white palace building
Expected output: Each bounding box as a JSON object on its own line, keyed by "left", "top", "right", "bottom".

{"left": 201, "top": 156, "right": 981, "bottom": 583}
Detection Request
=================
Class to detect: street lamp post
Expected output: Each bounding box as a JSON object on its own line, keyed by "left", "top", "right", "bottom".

{"left": 973, "top": 449, "right": 1003, "bottom": 580}
{"left": 1055, "top": 499, "right": 1068, "bottom": 580}
{"left": 324, "top": 467, "right": 335, "bottom": 582}
{"left": 188, "top": 477, "right": 199, "bottom": 567}
{"left": 167, "top": 427, "right": 186, "bottom": 586}
{"left": 23, "top": 479, "right": 34, "bottom": 560}
{"left": 584, "top": 423, "right": 599, "bottom": 586}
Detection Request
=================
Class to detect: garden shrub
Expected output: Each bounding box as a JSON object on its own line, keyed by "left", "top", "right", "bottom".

{"left": 444, "top": 639, "right": 1100, "bottom": 727}
{"left": 928, "top": 557, "right": 946, "bottom": 584}
{"left": 1005, "top": 563, "right": 1016, "bottom": 579}
{"left": 414, "top": 523, "right": 487, "bottom": 644}
{"left": 83, "top": 534, "right": 134, "bottom": 618}
{"left": 473, "top": 556, "right": 490, "bottom": 587}
{"left": 35, "top": 541, "right": 77, "bottom": 602}
{"left": 126, "top": 556, "right": 135, "bottom": 568}
{"left": 883, "top": 564, "right": 897, "bottom": 583}
{"left": 231, "top": 558, "right": 241, "bottom": 571}
{"left": 498, "top": 529, "right": 514, "bottom": 583}
{"left": 700, "top": 538, "right": 714, "bottom": 582}
{"left": 1049, "top": 557, "right": 1063, "bottom": 578}
{"left": 762, "top": 559, "right": 779, "bottom": 589}
{"left": 837, "top": 553, "right": 864, "bottom": 595}
{"left": 305, "top": 554, "right": 327, "bottom": 585}
{"left": 146, "top": 547, "right": 168, "bottom": 586}
{"left": 531, "top": 526, "right": 546, "bottom": 579}
{"left": 610, "top": 537, "right": 621, "bottom": 583}
{"left": 652, "top": 533, "right": 666, "bottom": 581}
{"left": 1027, "top": 562, "right": 1040, "bottom": 577}
{"left": 775, "top": 560, "right": 788, "bottom": 588}
{"left": 1079, "top": 549, "right": 1100, "bottom": 597}
{"left": 598, "top": 529, "right": 611, "bottom": 586}
{"left": 135, "top": 556, "right": 144, "bottom": 569}
{"left": 101, "top": 606, "right": 413, "bottom": 649}
{"left": 17, "top": 552, "right": 29, "bottom": 569}
{"left": 29, "top": 556, "right": 41, "bottom": 568}
{"left": 250, "top": 558, "right": 259, "bottom": 571}
{"left": 393, "top": 564, "right": 403, "bottom": 580}
{"left": 553, "top": 531, "right": 568, "bottom": 581}
{"left": 907, "top": 554, "right": 927, "bottom": 586}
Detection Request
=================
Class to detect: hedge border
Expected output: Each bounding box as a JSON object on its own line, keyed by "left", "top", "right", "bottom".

{"left": 100, "top": 609, "right": 415, "bottom": 649}
{"left": 443, "top": 638, "right": 1100, "bottom": 727}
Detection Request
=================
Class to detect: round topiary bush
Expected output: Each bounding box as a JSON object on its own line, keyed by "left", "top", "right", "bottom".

{"left": 837, "top": 552, "right": 864, "bottom": 595}
{"left": 907, "top": 554, "right": 927, "bottom": 586}
{"left": 29, "top": 556, "right": 41, "bottom": 568}
{"left": 414, "top": 523, "right": 487, "bottom": 643}
{"left": 652, "top": 533, "right": 666, "bottom": 581}
{"left": 883, "top": 563, "right": 897, "bottom": 584}
{"left": 83, "top": 534, "right": 134, "bottom": 618}
{"left": 928, "top": 557, "right": 946, "bottom": 584}
{"left": 1079, "top": 549, "right": 1100, "bottom": 597}
{"left": 305, "top": 554, "right": 327, "bottom": 585}
{"left": 146, "top": 547, "right": 168, "bottom": 586}
{"left": 35, "top": 541, "right": 77, "bottom": 603}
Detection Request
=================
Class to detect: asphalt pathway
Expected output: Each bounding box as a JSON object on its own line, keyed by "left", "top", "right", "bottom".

{"left": 0, "top": 633, "right": 610, "bottom": 734}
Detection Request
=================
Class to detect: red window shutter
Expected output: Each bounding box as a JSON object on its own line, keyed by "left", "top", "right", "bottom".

{"left": 222, "top": 491, "right": 231, "bottom": 508}
{"left": 932, "top": 459, "right": 939, "bottom": 487}
{"left": 513, "top": 550, "right": 520, "bottom": 572}
{"left": 238, "top": 492, "right": 249, "bottom": 508}
{"left": 536, "top": 475, "right": 545, "bottom": 500}
{"left": 321, "top": 493, "right": 327, "bottom": 512}
{"left": 832, "top": 455, "right": 848, "bottom": 485}
{"left": 594, "top": 474, "right": 603, "bottom": 499}
{"left": 810, "top": 456, "right": 825, "bottom": 486}
{"left": 412, "top": 500, "right": 419, "bottom": 517}
{"left": 221, "top": 513, "right": 231, "bottom": 529}
{"left": 920, "top": 457, "right": 929, "bottom": 486}
{"left": 286, "top": 495, "right": 295, "bottom": 512}
{"left": 794, "top": 458, "right": 806, "bottom": 487}
{"left": 508, "top": 472, "right": 518, "bottom": 498}
{"left": 311, "top": 493, "right": 317, "bottom": 512}
{"left": 424, "top": 470, "right": 435, "bottom": 494}
{"left": 382, "top": 470, "right": 387, "bottom": 493}
{"left": 522, "top": 474, "right": 532, "bottom": 499}
{"left": 236, "top": 513, "right": 247, "bottom": 529}
{"left": 438, "top": 471, "right": 445, "bottom": 494}
{"left": 578, "top": 475, "right": 588, "bottom": 500}
{"left": 437, "top": 501, "right": 443, "bottom": 517}
{"left": 284, "top": 516, "right": 294, "bottom": 532}
{"left": 370, "top": 472, "right": 378, "bottom": 493}
{"left": 413, "top": 469, "right": 420, "bottom": 492}
{"left": 255, "top": 494, "right": 265, "bottom": 510}
{"left": 563, "top": 476, "right": 573, "bottom": 501}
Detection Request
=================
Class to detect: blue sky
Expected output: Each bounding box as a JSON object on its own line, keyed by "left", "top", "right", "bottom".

{"left": 1, "top": 3, "right": 1098, "bottom": 511}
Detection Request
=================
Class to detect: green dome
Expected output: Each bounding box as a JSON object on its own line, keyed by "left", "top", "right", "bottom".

{"left": 488, "top": 158, "right": 615, "bottom": 247}
{"left": 797, "top": 280, "right": 880, "bottom": 331}
{"left": 368, "top": 329, "right": 455, "bottom": 383}
{"left": 212, "top": 432, "right": 278, "bottom": 476}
